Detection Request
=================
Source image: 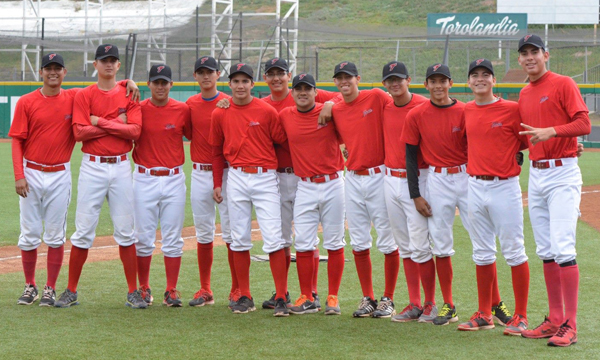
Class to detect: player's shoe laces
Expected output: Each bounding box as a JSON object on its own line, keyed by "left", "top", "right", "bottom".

{"left": 313, "top": 292, "right": 321, "bottom": 311}
{"left": 521, "top": 316, "right": 560, "bottom": 339}
{"left": 139, "top": 285, "right": 153, "bottom": 306}
{"left": 163, "top": 289, "right": 182, "bottom": 307}
{"left": 547, "top": 320, "right": 577, "bottom": 347}
{"left": 273, "top": 297, "right": 290, "bottom": 317}
{"left": 352, "top": 296, "right": 378, "bottom": 318}
{"left": 503, "top": 314, "right": 528, "bottom": 336}
{"left": 492, "top": 300, "right": 513, "bottom": 326}
{"left": 372, "top": 297, "right": 396, "bottom": 318}
{"left": 232, "top": 296, "right": 256, "bottom": 314}
{"left": 189, "top": 289, "right": 214, "bottom": 307}
{"left": 457, "top": 311, "right": 495, "bottom": 331}
{"left": 54, "top": 289, "right": 78, "bottom": 308}
{"left": 325, "top": 295, "right": 341, "bottom": 315}
{"left": 39, "top": 285, "right": 56, "bottom": 307}
{"left": 392, "top": 303, "right": 423, "bottom": 322}
{"left": 17, "top": 284, "right": 39, "bottom": 305}
{"left": 126, "top": 289, "right": 148, "bottom": 309}
{"left": 228, "top": 289, "right": 241, "bottom": 310}
{"left": 433, "top": 303, "right": 458, "bottom": 326}
{"left": 418, "top": 302, "right": 438, "bottom": 323}
{"left": 290, "top": 295, "right": 319, "bottom": 315}
{"left": 262, "top": 291, "right": 292, "bottom": 309}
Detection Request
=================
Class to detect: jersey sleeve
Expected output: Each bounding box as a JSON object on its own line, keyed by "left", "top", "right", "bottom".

{"left": 182, "top": 104, "right": 192, "bottom": 141}
{"left": 315, "top": 89, "right": 340, "bottom": 103}
{"left": 400, "top": 109, "right": 421, "bottom": 145}
{"left": 554, "top": 78, "right": 592, "bottom": 137}
{"left": 125, "top": 99, "right": 142, "bottom": 125}
{"left": 270, "top": 111, "right": 288, "bottom": 145}
{"left": 209, "top": 110, "right": 224, "bottom": 146}
{"left": 11, "top": 138, "right": 25, "bottom": 181}
{"left": 374, "top": 88, "right": 393, "bottom": 107}
{"left": 73, "top": 89, "right": 92, "bottom": 126}
{"left": 8, "top": 96, "right": 29, "bottom": 140}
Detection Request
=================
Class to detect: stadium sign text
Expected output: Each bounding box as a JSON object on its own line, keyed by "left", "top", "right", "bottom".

{"left": 427, "top": 13, "right": 528, "bottom": 40}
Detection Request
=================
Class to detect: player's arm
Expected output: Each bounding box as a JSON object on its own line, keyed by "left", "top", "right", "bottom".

{"left": 95, "top": 101, "right": 142, "bottom": 140}
{"left": 406, "top": 144, "right": 431, "bottom": 217}
{"left": 117, "top": 79, "right": 141, "bottom": 103}
{"left": 209, "top": 110, "right": 225, "bottom": 202}
{"left": 183, "top": 105, "right": 193, "bottom": 141}
{"left": 270, "top": 113, "right": 288, "bottom": 145}
{"left": 72, "top": 89, "right": 109, "bottom": 141}
{"left": 216, "top": 98, "right": 231, "bottom": 109}
{"left": 316, "top": 89, "right": 342, "bottom": 124}
{"left": 11, "top": 138, "right": 29, "bottom": 198}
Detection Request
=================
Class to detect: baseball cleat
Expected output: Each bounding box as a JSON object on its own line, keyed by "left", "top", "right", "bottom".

{"left": 163, "top": 289, "right": 183, "bottom": 307}
{"left": 392, "top": 303, "right": 423, "bottom": 323}
{"left": 228, "top": 289, "right": 241, "bottom": 310}
{"left": 139, "top": 285, "right": 153, "bottom": 306}
{"left": 547, "top": 320, "right": 577, "bottom": 347}
{"left": 126, "top": 289, "right": 148, "bottom": 309}
{"left": 289, "top": 295, "right": 318, "bottom": 315}
{"left": 418, "top": 302, "right": 438, "bottom": 323}
{"left": 17, "top": 284, "right": 39, "bottom": 305}
{"left": 492, "top": 300, "right": 513, "bottom": 326}
{"left": 54, "top": 289, "right": 79, "bottom": 308}
{"left": 457, "top": 311, "right": 495, "bottom": 331}
{"left": 313, "top": 292, "right": 321, "bottom": 311}
{"left": 504, "top": 314, "right": 528, "bottom": 336}
{"left": 262, "top": 291, "right": 291, "bottom": 309}
{"left": 39, "top": 285, "right": 56, "bottom": 307}
{"left": 273, "top": 297, "right": 290, "bottom": 317}
{"left": 325, "top": 295, "right": 341, "bottom": 315}
{"left": 189, "top": 289, "right": 215, "bottom": 307}
{"left": 372, "top": 297, "right": 396, "bottom": 318}
{"left": 352, "top": 296, "right": 378, "bottom": 318}
{"left": 433, "top": 303, "right": 458, "bottom": 326}
{"left": 232, "top": 296, "right": 256, "bottom": 314}
{"left": 522, "top": 316, "right": 560, "bottom": 339}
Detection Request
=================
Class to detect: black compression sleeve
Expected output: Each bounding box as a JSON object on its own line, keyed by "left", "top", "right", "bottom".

{"left": 406, "top": 144, "right": 421, "bottom": 199}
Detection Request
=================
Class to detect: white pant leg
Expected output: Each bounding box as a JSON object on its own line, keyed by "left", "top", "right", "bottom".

{"left": 293, "top": 181, "right": 320, "bottom": 253}
{"left": 278, "top": 172, "right": 298, "bottom": 248}
{"left": 227, "top": 169, "right": 254, "bottom": 252}
{"left": 401, "top": 170, "right": 432, "bottom": 263}
{"left": 319, "top": 174, "right": 346, "bottom": 251}
{"left": 218, "top": 169, "right": 232, "bottom": 243}
{"left": 384, "top": 175, "right": 411, "bottom": 258}
{"left": 250, "top": 172, "right": 284, "bottom": 254}
{"left": 157, "top": 173, "right": 186, "bottom": 258}
{"left": 426, "top": 171, "right": 458, "bottom": 257}
{"left": 468, "top": 177, "right": 498, "bottom": 266}
{"left": 107, "top": 160, "right": 135, "bottom": 247}
{"left": 454, "top": 172, "right": 471, "bottom": 235}
{"left": 191, "top": 169, "right": 217, "bottom": 244}
{"left": 345, "top": 172, "right": 374, "bottom": 252}
{"left": 528, "top": 168, "right": 553, "bottom": 261}
{"left": 133, "top": 171, "right": 160, "bottom": 256}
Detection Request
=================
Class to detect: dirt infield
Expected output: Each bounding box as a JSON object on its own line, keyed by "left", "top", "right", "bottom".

{"left": 1, "top": 185, "right": 599, "bottom": 275}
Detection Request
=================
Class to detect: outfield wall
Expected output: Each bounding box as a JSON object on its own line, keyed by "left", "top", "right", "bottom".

{"left": 1, "top": 82, "right": 599, "bottom": 138}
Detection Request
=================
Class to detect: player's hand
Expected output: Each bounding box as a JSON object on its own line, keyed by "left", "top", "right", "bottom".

{"left": 213, "top": 187, "right": 223, "bottom": 203}
{"left": 126, "top": 80, "right": 141, "bottom": 102}
{"left": 516, "top": 151, "right": 524, "bottom": 166}
{"left": 318, "top": 102, "right": 333, "bottom": 125}
{"left": 413, "top": 196, "right": 432, "bottom": 217}
{"left": 216, "top": 98, "right": 230, "bottom": 109}
{"left": 519, "top": 123, "right": 556, "bottom": 145}
{"left": 342, "top": 147, "right": 349, "bottom": 159}
{"left": 90, "top": 115, "right": 99, "bottom": 126}
{"left": 118, "top": 113, "right": 128, "bottom": 124}
{"left": 15, "top": 178, "right": 29, "bottom": 198}
{"left": 577, "top": 142, "right": 584, "bottom": 157}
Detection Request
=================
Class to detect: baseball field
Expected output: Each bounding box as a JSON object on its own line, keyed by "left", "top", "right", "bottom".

{"left": 1, "top": 142, "right": 599, "bottom": 359}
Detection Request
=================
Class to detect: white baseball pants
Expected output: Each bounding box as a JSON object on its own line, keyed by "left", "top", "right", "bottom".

{"left": 190, "top": 165, "right": 231, "bottom": 244}
{"left": 278, "top": 172, "right": 298, "bottom": 248}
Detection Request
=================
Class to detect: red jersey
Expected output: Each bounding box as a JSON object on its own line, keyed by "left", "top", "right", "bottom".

{"left": 187, "top": 91, "right": 230, "bottom": 164}
{"left": 331, "top": 88, "right": 392, "bottom": 171}
{"left": 401, "top": 99, "right": 468, "bottom": 167}
{"left": 465, "top": 98, "right": 528, "bottom": 177}
{"left": 73, "top": 84, "right": 142, "bottom": 156}
{"left": 262, "top": 89, "right": 341, "bottom": 169}
{"left": 9, "top": 88, "right": 79, "bottom": 180}
{"left": 383, "top": 93, "right": 429, "bottom": 169}
{"left": 133, "top": 98, "right": 191, "bottom": 169}
{"left": 209, "top": 97, "right": 286, "bottom": 168}
{"left": 279, "top": 103, "right": 345, "bottom": 178}
{"left": 518, "top": 71, "right": 591, "bottom": 160}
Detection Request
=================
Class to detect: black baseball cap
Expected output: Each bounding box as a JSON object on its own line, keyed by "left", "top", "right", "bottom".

{"left": 468, "top": 58, "right": 494, "bottom": 76}
{"left": 382, "top": 61, "right": 408, "bottom": 81}
{"left": 265, "top": 57, "right": 289, "bottom": 73}
{"left": 41, "top": 53, "right": 65, "bottom": 68}
{"left": 229, "top": 63, "right": 254, "bottom": 79}
{"left": 333, "top": 61, "right": 359, "bottom": 77}
{"left": 518, "top": 34, "right": 545, "bottom": 52}
{"left": 95, "top": 44, "right": 119, "bottom": 60}
{"left": 194, "top": 56, "right": 218, "bottom": 72}
{"left": 425, "top": 63, "right": 452, "bottom": 80}
{"left": 292, "top": 73, "right": 316, "bottom": 88}
{"left": 149, "top": 64, "right": 172, "bottom": 82}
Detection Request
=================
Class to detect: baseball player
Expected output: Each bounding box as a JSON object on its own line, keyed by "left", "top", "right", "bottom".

{"left": 133, "top": 64, "right": 192, "bottom": 307}
{"left": 516, "top": 34, "right": 591, "bottom": 347}
{"left": 402, "top": 64, "right": 509, "bottom": 326}
{"left": 328, "top": 61, "right": 399, "bottom": 318}
{"left": 186, "top": 56, "right": 236, "bottom": 308}
{"left": 278, "top": 73, "right": 346, "bottom": 315}
{"left": 378, "top": 61, "right": 437, "bottom": 322}
{"left": 457, "top": 59, "right": 530, "bottom": 334}
{"left": 209, "top": 63, "right": 289, "bottom": 316}
{"left": 54, "top": 44, "right": 146, "bottom": 309}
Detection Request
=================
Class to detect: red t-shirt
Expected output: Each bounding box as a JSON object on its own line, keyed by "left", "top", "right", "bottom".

{"left": 209, "top": 97, "right": 286, "bottom": 168}
{"left": 133, "top": 98, "right": 191, "bottom": 169}
{"left": 465, "top": 98, "right": 528, "bottom": 177}
{"left": 73, "top": 84, "right": 142, "bottom": 156}
{"left": 331, "top": 88, "right": 391, "bottom": 171}
{"left": 279, "top": 103, "right": 345, "bottom": 178}
{"left": 187, "top": 91, "right": 230, "bottom": 164}
{"left": 383, "top": 93, "right": 429, "bottom": 169}
{"left": 401, "top": 99, "right": 468, "bottom": 167}
{"left": 518, "top": 71, "right": 591, "bottom": 160}
{"left": 262, "top": 89, "right": 341, "bottom": 169}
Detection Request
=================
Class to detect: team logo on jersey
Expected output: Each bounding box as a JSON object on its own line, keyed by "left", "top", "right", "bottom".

{"left": 64, "top": 114, "right": 72, "bottom": 121}
{"left": 452, "top": 126, "right": 461, "bottom": 132}
{"left": 389, "top": 63, "right": 397, "bottom": 71}
{"left": 433, "top": 64, "right": 442, "bottom": 72}
{"left": 157, "top": 66, "right": 165, "bottom": 73}
{"left": 271, "top": 58, "right": 279, "bottom": 65}
{"left": 248, "top": 121, "right": 260, "bottom": 126}
{"left": 363, "top": 109, "right": 373, "bottom": 117}
{"left": 524, "top": 34, "right": 532, "bottom": 42}
{"left": 475, "top": 59, "right": 485, "bottom": 66}
{"left": 491, "top": 122, "right": 503, "bottom": 128}
{"left": 540, "top": 96, "right": 549, "bottom": 104}
{"left": 104, "top": 45, "right": 113, "bottom": 53}
{"left": 340, "top": 62, "right": 348, "bottom": 69}
{"left": 49, "top": 53, "right": 57, "bottom": 60}
{"left": 118, "top": 107, "right": 127, "bottom": 114}
{"left": 237, "top": 63, "right": 245, "bottom": 71}
{"left": 200, "top": 57, "right": 208, "bottom": 64}
{"left": 165, "top": 124, "right": 175, "bottom": 130}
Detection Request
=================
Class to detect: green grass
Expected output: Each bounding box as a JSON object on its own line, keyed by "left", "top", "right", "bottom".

{"left": 1, "top": 214, "right": 599, "bottom": 359}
